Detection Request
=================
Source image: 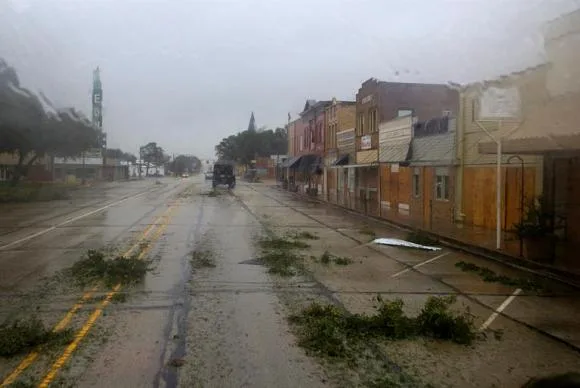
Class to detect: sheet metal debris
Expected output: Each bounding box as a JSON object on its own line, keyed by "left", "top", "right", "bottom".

{"left": 373, "top": 238, "right": 441, "bottom": 251}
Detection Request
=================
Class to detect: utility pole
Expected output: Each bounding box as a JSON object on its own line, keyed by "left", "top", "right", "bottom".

{"left": 139, "top": 147, "right": 143, "bottom": 179}
{"left": 92, "top": 67, "right": 104, "bottom": 179}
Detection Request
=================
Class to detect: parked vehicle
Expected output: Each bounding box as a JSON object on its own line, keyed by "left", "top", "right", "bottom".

{"left": 181, "top": 172, "right": 189, "bottom": 178}
{"left": 204, "top": 172, "right": 212, "bottom": 180}
{"left": 212, "top": 161, "right": 236, "bottom": 189}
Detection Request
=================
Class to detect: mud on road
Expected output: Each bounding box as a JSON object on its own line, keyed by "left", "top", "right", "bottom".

{"left": 0, "top": 177, "right": 579, "bottom": 388}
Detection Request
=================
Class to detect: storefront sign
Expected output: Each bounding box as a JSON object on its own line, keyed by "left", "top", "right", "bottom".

{"left": 361, "top": 95, "right": 373, "bottom": 104}
{"left": 479, "top": 87, "right": 521, "bottom": 118}
{"left": 337, "top": 128, "right": 355, "bottom": 151}
{"left": 361, "top": 135, "right": 372, "bottom": 150}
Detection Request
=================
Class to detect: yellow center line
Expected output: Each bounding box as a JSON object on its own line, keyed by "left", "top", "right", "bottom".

{"left": 38, "top": 284, "right": 123, "bottom": 388}
{"left": 0, "top": 205, "right": 175, "bottom": 387}
{"left": 38, "top": 205, "right": 176, "bottom": 388}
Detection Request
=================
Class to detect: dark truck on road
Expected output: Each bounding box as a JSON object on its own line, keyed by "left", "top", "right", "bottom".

{"left": 212, "top": 161, "right": 236, "bottom": 189}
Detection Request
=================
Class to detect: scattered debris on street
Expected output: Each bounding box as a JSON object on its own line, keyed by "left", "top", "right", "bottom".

{"left": 372, "top": 237, "right": 441, "bottom": 251}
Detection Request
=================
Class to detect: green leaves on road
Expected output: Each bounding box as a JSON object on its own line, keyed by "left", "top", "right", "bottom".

{"left": 69, "top": 249, "right": 151, "bottom": 287}
{"left": 455, "top": 261, "right": 544, "bottom": 292}
{"left": 289, "top": 296, "right": 477, "bottom": 362}
{"left": 259, "top": 235, "right": 310, "bottom": 250}
{"left": 191, "top": 248, "right": 217, "bottom": 269}
{"left": 257, "top": 234, "right": 313, "bottom": 276}
{"left": 318, "top": 251, "right": 352, "bottom": 266}
{"left": 0, "top": 317, "right": 73, "bottom": 357}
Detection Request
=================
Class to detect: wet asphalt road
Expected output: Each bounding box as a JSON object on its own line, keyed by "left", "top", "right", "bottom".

{"left": 76, "top": 178, "right": 325, "bottom": 388}
{"left": 0, "top": 177, "right": 325, "bottom": 388}
{"left": 1, "top": 176, "right": 580, "bottom": 387}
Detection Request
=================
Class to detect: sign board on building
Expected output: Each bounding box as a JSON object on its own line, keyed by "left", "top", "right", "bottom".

{"left": 361, "top": 95, "right": 373, "bottom": 104}
{"left": 361, "top": 135, "right": 372, "bottom": 150}
{"left": 479, "top": 87, "right": 521, "bottom": 118}
{"left": 337, "top": 128, "right": 355, "bottom": 151}
{"left": 356, "top": 150, "right": 378, "bottom": 164}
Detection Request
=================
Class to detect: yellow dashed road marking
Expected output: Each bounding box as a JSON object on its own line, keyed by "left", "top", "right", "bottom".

{"left": 0, "top": 204, "right": 176, "bottom": 387}
{"left": 38, "top": 205, "right": 175, "bottom": 387}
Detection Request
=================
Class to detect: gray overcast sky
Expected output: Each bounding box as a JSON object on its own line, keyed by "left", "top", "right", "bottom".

{"left": 1, "top": 0, "right": 579, "bottom": 158}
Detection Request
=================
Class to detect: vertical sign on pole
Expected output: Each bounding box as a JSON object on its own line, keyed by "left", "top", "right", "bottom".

{"left": 92, "top": 67, "right": 104, "bottom": 178}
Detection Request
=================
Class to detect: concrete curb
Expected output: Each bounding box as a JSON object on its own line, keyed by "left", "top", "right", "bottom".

{"left": 270, "top": 185, "right": 580, "bottom": 290}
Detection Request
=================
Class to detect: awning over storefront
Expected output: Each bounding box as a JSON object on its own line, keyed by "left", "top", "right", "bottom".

{"left": 410, "top": 132, "right": 456, "bottom": 165}
{"left": 297, "top": 154, "right": 321, "bottom": 173}
{"left": 282, "top": 156, "right": 302, "bottom": 168}
{"left": 479, "top": 94, "right": 580, "bottom": 154}
{"left": 346, "top": 164, "right": 378, "bottom": 168}
{"left": 378, "top": 115, "right": 413, "bottom": 163}
{"left": 378, "top": 143, "right": 411, "bottom": 163}
{"left": 333, "top": 154, "right": 349, "bottom": 166}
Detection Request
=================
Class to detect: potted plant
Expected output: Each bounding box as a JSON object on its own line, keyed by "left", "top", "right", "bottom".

{"left": 513, "top": 196, "right": 557, "bottom": 264}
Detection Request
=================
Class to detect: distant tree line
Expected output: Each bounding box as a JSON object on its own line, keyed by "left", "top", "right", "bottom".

{"left": 105, "top": 148, "right": 137, "bottom": 163}
{"left": 138, "top": 142, "right": 169, "bottom": 176}
{"left": 0, "top": 58, "right": 103, "bottom": 185}
{"left": 169, "top": 154, "right": 201, "bottom": 175}
{"left": 215, "top": 126, "right": 287, "bottom": 165}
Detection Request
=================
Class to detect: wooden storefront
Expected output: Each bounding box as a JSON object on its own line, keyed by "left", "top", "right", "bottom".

{"left": 462, "top": 166, "right": 536, "bottom": 230}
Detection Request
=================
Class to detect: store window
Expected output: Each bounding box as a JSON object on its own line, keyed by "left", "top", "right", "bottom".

{"left": 412, "top": 168, "right": 421, "bottom": 197}
{"left": 435, "top": 167, "right": 450, "bottom": 200}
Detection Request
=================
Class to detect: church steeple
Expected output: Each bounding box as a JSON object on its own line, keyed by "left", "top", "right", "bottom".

{"left": 248, "top": 112, "right": 256, "bottom": 132}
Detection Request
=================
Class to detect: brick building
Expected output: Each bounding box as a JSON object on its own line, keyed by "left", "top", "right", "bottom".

{"left": 324, "top": 98, "right": 356, "bottom": 202}
{"left": 354, "top": 78, "right": 459, "bottom": 216}
{"left": 286, "top": 100, "right": 332, "bottom": 194}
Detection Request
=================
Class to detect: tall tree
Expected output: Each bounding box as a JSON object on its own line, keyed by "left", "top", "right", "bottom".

{"left": 105, "top": 148, "right": 137, "bottom": 163}
{"left": 139, "top": 142, "right": 167, "bottom": 176}
{"left": 0, "top": 60, "right": 102, "bottom": 184}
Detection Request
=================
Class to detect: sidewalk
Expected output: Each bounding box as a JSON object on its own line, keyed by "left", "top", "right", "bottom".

{"left": 241, "top": 182, "right": 580, "bottom": 388}
{"left": 265, "top": 180, "right": 580, "bottom": 288}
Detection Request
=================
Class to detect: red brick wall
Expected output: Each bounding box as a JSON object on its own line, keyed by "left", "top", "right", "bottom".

{"left": 298, "top": 103, "right": 329, "bottom": 157}
{"left": 356, "top": 79, "right": 459, "bottom": 130}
